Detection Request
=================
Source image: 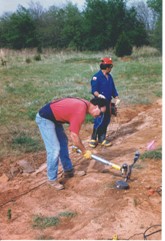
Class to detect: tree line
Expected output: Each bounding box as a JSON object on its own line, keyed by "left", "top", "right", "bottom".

{"left": 0, "top": 0, "right": 162, "bottom": 54}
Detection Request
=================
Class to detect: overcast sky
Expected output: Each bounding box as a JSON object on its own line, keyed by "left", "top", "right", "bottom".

{"left": 0, "top": 0, "right": 86, "bottom": 16}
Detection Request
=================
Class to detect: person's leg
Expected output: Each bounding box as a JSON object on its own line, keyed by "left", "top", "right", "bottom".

{"left": 97, "top": 103, "right": 112, "bottom": 146}
{"left": 35, "top": 114, "right": 60, "bottom": 181}
{"left": 55, "top": 123, "right": 86, "bottom": 178}
{"left": 55, "top": 123, "right": 73, "bottom": 172}
{"left": 89, "top": 114, "right": 104, "bottom": 148}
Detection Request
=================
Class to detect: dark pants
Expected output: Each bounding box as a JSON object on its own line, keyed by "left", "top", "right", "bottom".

{"left": 91, "top": 101, "right": 111, "bottom": 142}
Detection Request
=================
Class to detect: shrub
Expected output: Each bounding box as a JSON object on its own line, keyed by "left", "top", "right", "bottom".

{"left": 25, "top": 57, "right": 31, "bottom": 63}
{"left": 115, "top": 32, "right": 133, "bottom": 57}
{"left": 34, "top": 54, "right": 41, "bottom": 61}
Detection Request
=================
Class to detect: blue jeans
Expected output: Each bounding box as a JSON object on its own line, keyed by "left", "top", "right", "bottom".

{"left": 35, "top": 113, "right": 73, "bottom": 181}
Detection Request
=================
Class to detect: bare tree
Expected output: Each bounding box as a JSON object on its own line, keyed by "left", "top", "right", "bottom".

{"left": 28, "top": 1, "right": 46, "bottom": 20}
{"left": 128, "top": 0, "right": 157, "bottom": 30}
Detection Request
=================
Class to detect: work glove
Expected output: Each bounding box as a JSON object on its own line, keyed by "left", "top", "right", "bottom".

{"left": 83, "top": 150, "right": 92, "bottom": 160}
{"left": 115, "top": 99, "right": 121, "bottom": 107}
{"left": 98, "top": 94, "right": 106, "bottom": 99}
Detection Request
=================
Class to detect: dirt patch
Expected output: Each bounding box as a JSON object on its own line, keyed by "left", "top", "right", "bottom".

{"left": 0, "top": 99, "right": 162, "bottom": 240}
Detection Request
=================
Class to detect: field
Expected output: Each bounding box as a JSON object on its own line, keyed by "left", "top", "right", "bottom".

{"left": 0, "top": 47, "right": 162, "bottom": 239}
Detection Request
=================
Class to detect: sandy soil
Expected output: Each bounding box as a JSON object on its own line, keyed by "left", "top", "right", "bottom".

{"left": 0, "top": 99, "right": 162, "bottom": 240}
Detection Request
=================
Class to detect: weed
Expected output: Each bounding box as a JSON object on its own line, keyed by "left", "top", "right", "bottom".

{"left": 7, "top": 209, "right": 12, "bottom": 220}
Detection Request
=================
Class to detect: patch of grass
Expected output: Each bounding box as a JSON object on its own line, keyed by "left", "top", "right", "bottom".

{"left": 33, "top": 211, "right": 76, "bottom": 229}
{"left": 12, "top": 132, "right": 43, "bottom": 152}
{"left": 33, "top": 215, "right": 60, "bottom": 229}
{"left": 140, "top": 148, "right": 162, "bottom": 160}
{"left": 58, "top": 211, "right": 77, "bottom": 218}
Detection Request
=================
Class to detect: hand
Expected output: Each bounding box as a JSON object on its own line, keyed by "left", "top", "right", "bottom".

{"left": 83, "top": 150, "right": 92, "bottom": 159}
{"left": 115, "top": 99, "right": 120, "bottom": 107}
{"left": 72, "top": 146, "right": 79, "bottom": 153}
{"left": 98, "top": 94, "right": 106, "bottom": 99}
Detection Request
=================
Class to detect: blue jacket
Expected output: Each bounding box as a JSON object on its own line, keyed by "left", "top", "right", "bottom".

{"left": 91, "top": 70, "right": 118, "bottom": 101}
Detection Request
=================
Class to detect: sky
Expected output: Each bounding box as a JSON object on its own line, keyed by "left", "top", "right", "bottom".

{"left": 0, "top": 0, "right": 149, "bottom": 16}
{"left": 0, "top": 0, "right": 86, "bottom": 16}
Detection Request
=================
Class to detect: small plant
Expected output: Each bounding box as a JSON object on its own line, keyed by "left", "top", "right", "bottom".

{"left": 7, "top": 208, "right": 12, "bottom": 220}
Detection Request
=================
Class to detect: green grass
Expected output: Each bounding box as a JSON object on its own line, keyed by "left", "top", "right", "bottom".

{"left": 58, "top": 211, "right": 77, "bottom": 218}
{"left": 12, "top": 132, "right": 43, "bottom": 153}
{"left": 33, "top": 215, "right": 60, "bottom": 229}
{"left": 0, "top": 47, "right": 162, "bottom": 158}
{"left": 33, "top": 211, "right": 77, "bottom": 229}
{"left": 140, "top": 148, "right": 162, "bottom": 160}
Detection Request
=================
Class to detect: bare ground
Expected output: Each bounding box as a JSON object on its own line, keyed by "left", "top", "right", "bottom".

{"left": 0, "top": 99, "right": 162, "bottom": 240}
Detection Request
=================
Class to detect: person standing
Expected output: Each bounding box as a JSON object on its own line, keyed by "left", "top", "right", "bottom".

{"left": 89, "top": 57, "right": 120, "bottom": 148}
{"left": 35, "top": 97, "right": 107, "bottom": 190}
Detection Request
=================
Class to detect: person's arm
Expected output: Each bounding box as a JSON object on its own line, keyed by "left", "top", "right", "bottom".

{"left": 70, "top": 131, "right": 86, "bottom": 153}
{"left": 114, "top": 96, "right": 120, "bottom": 106}
{"left": 93, "top": 91, "right": 105, "bottom": 99}
{"left": 93, "top": 91, "right": 99, "bottom": 97}
{"left": 70, "top": 131, "right": 92, "bottom": 159}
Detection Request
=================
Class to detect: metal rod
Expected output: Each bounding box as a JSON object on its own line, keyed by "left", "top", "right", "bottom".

{"left": 72, "top": 146, "right": 121, "bottom": 170}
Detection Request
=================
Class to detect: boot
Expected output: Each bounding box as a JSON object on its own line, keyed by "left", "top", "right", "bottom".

{"left": 98, "top": 133, "right": 112, "bottom": 147}
{"left": 89, "top": 128, "right": 98, "bottom": 148}
{"left": 64, "top": 169, "right": 86, "bottom": 178}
